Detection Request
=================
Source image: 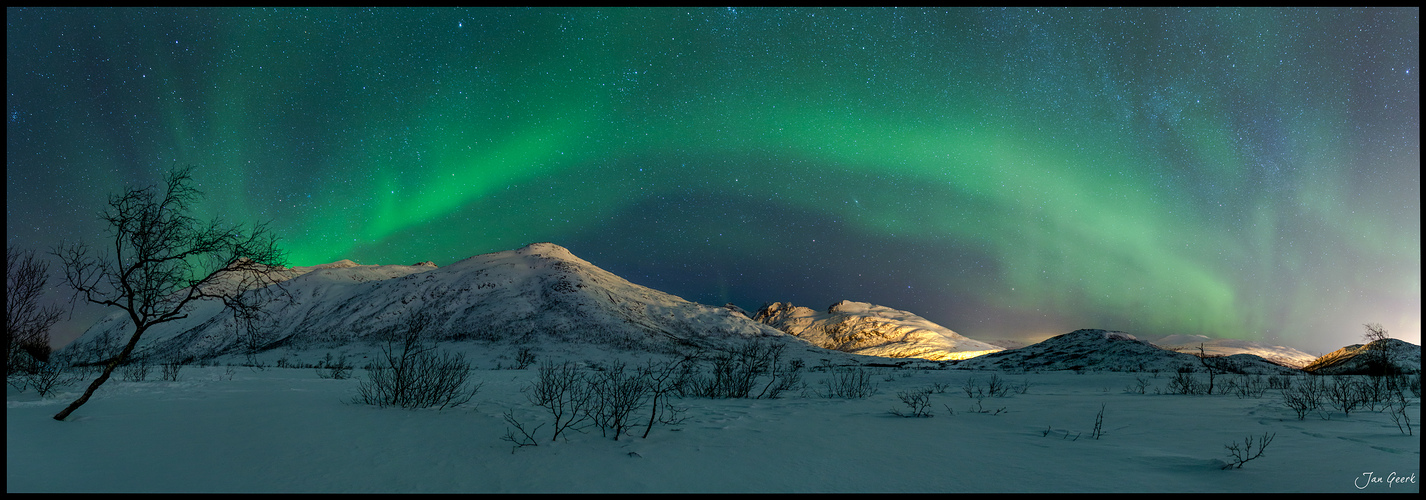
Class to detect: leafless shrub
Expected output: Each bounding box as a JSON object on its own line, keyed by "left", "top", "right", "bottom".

{"left": 353, "top": 313, "right": 481, "bottom": 410}
{"left": 637, "top": 356, "right": 697, "bottom": 438}
{"left": 500, "top": 409, "right": 544, "bottom": 452}
{"left": 1386, "top": 373, "right": 1416, "bottom": 398}
{"left": 514, "top": 348, "right": 537, "bottom": 370}
{"left": 818, "top": 366, "right": 877, "bottom": 398}
{"left": 967, "top": 398, "right": 1007, "bottom": 415}
{"left": 17, "top": 355, "right": 80, "bottom": 397}
{"left": 1384, "top": 393, "right": 1413, "bottom": 436}
{"left": 1232, "top": 375, "right": 1267, "bottom": 399}
{"left": 1267, "top": 374, "right": 1293, "bottom": 390}
{"left": 963, "top": 374, "right": 1023, "bottom": 398}
{"left": 526, "top": 360, "right": 594, "bottom": 442}
{"left": 1042, "top": 425, "right": 1078, "bottom": 440}
{"left": 160, "top": 359, "right": 184, "bottom": 382}
{"left": 1125, "top": 375, "right": 1150, "bottom": 394}
{"left": 1282, "top": 386, "right": 1315, "bottom": 420}
{"left": 1164, "top": 367, "right": 1204, "bottom": 395}
{"left": 985, "top": 373, "right": 1008, "bottom": 396}
{"left": 1012, "top": 378, "right": 1033, "bottom": 394}
{"left": 688, "top": 340, "right": 798, "bottom": 399}
{"left": 1295, "top": 375, "right": 1326, "bottom": 407}
{"left": 1356, "top": 375, "right": 1395, "bottom": 411}
{"left": 1091, "top": 403, "right": 1105, "bottom": 440}
{"left": 890, "top": 387, "right": 935, "bottom": 418}
{"left": 587, "top": 360, "right": 650, "bottom": 440}
{"left": 880, "top": 369, "right": 897, "bottom": 382}
{"left": 120, "top": 357, "right": 151, "bottom": 382}
{"left": 1325, "top": 376, "right": 1363, "bottom": 416}
{"left": 315, "top": 352, "right": 352, "bottom": 380}
{"left": 1222, "top": 432, "right": 1275, "bottom": 469}
{"left": 962, "top": 376, "right": 984, "bottom": 398}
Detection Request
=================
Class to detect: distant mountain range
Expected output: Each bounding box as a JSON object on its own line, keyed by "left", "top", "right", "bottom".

{"left": 58, "top": 242, "right": 1413, "bottom": 375}
{"left": 956, "top": 329, "right": 1300, "bottom": 374}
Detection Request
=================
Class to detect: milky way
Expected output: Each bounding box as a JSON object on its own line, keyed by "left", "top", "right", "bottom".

{"left": 7, "top": 7, "right": 1419, "bottom": 353}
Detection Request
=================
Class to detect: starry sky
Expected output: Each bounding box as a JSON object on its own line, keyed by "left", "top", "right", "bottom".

{"left": 7, "top": 7, "right": 1420, "bottom": 355}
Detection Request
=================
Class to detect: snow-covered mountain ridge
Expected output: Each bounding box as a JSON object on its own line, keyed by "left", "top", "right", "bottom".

{"left": 956, "top": 329, "right": 1300, "bottom": 374}
{"left": 1150, "top": 334, "right": 1319, "bottom": 369}
{"left": 1302, "top": 338, "right": 1422, "bottom": 375}
{"left": 753, "top": 300, "right": 1003, "bottom": 361}
{"left": 60, "top": 243, "right": 818, "bottom": 363}
{"left": 60, "top": 243, "right": 1344, "bottom": 375}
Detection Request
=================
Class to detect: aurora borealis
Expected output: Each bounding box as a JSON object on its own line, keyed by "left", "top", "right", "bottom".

{"left": 7, "top": 8, "right": 1419, "bottom": 354}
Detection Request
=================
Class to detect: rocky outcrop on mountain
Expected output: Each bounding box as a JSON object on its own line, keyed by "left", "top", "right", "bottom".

{"left": 753, "top": 300, "right": 1002, "bottom": 361}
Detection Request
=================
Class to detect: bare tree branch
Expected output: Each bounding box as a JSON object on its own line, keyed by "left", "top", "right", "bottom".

{"left": 51, "top": 166, "right": 289, "bottom": 421}
{"left": 7, "top": 246, "right": 64, "bottom": 375}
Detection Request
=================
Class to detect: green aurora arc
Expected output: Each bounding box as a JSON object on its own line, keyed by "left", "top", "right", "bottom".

{"left": 6, "top": 7, "right": 1419, "bottom": 353}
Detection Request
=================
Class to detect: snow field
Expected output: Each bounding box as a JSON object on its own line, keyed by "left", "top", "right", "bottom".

{"left": 8, "top": 360, "right": 1420, "bottom": 493}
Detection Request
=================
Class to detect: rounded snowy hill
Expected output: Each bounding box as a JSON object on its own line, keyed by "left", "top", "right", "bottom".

{"left": 1150, "top": 334, "right": 1318, "bottom": 369}
{"left": 60, "top": 243, "right": 808, "bottom": 363}
{"left": 753, "top": 300, "right": 1003, "bottom": 361}
{"left": 956, "top": 329, "right": 1299, "bottom": 374}
{"left": 1302, "top": 338, "right": 1422, "bottom": 375}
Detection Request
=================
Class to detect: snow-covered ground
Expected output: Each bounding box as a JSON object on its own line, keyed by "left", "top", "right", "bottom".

{"left": 8, "top": 346, "right": 1419, "bottom": 493}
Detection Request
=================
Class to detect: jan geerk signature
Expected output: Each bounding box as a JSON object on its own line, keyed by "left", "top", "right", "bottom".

{"left": 1356, "top": 471, "right": 1418, "bottom": 489}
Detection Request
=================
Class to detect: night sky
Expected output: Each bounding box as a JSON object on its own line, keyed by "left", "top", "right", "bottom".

{"left": 7, "top": 7, "right": 1420, "bottom": 354}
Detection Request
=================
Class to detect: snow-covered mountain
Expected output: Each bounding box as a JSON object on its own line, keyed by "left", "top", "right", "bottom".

{"left": 955, "top": 329, "right": 1299, "bottom": 374}
{"left": 60, "top": 243, "right": 815, "bottom": 363}
{"left": 752, "top": 300, "right": 1003, "bottom": 361}
{"left": 979, "top": 339, "right": 1032, "bottom": 350}
{"left": 1302, "top": 338, "right": 1422, "bottom": 375}
{"left": 1150, "top": 334, "right": 1318, "bottom": 369}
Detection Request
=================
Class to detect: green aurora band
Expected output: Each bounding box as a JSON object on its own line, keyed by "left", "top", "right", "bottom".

{"left": 7, "top": 7, "right": 1419, "bottom": 351}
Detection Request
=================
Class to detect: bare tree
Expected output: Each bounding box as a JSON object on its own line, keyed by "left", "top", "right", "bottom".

{"left": 51, "top": 166, "right": 287, "bottom": 421}
{"left": 1361, "top": 323, "right": 1394, "bottom": 377}
{"left": 1363, "top": 323, "right": 1390, "bottom": 343}
{"left": 1195, "top": 344, "right": 1234, "bottom": 394}
{"left": 7, "top": 246, "right": 64, "bottom": 376}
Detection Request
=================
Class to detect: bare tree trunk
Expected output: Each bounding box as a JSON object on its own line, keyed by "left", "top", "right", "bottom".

{"left": 53, "top": 326, "right": 146, "bottom": 421}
